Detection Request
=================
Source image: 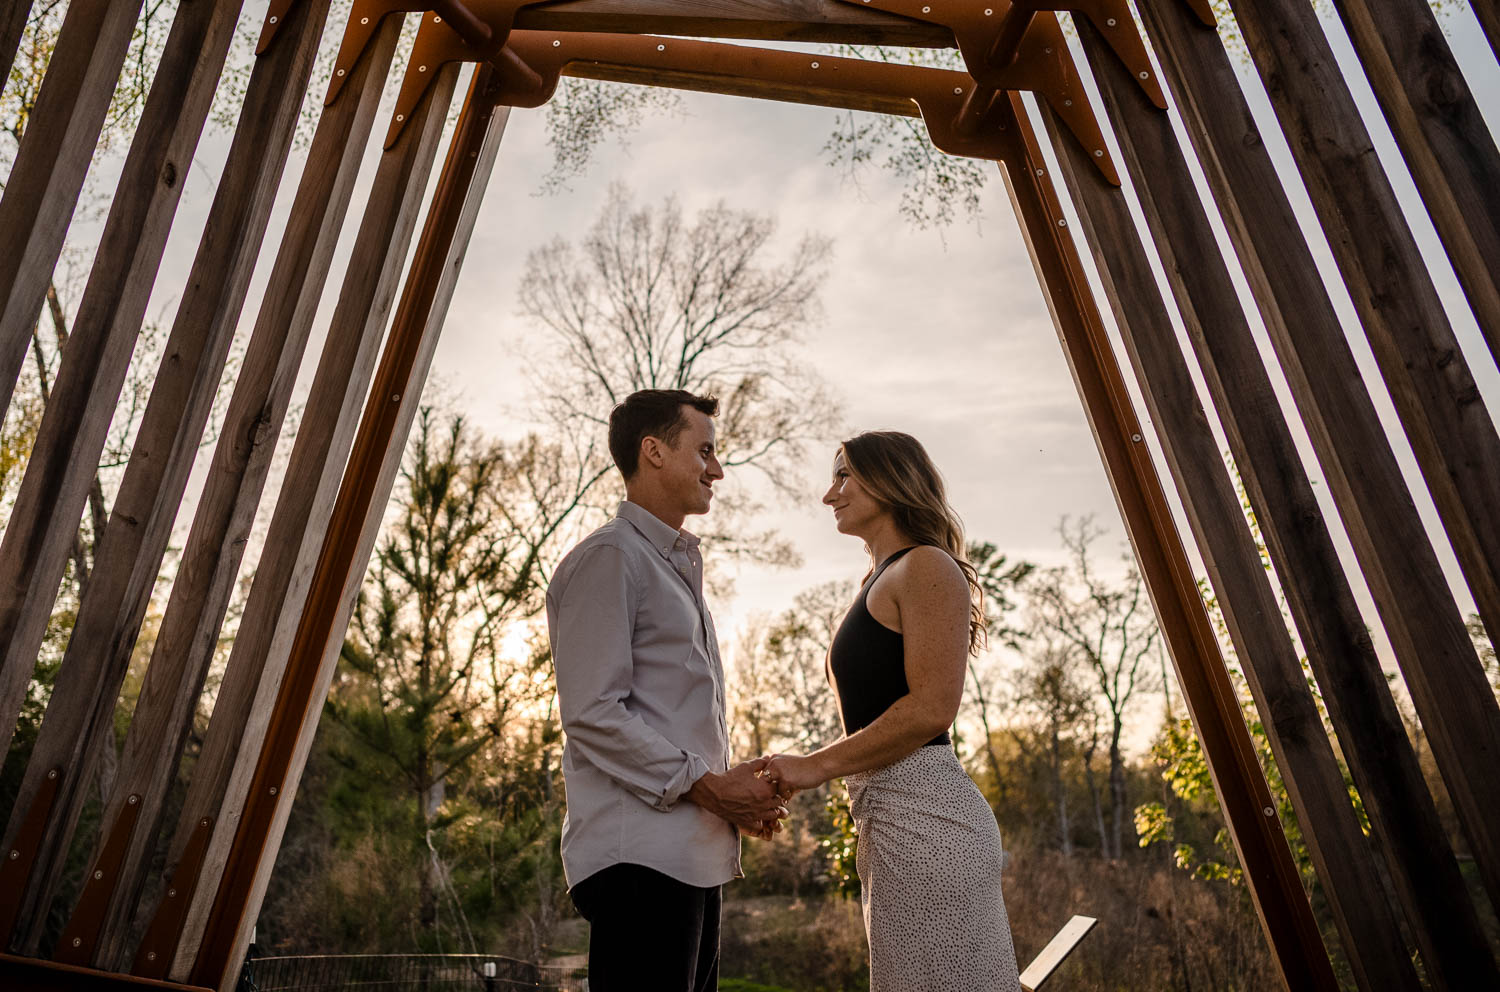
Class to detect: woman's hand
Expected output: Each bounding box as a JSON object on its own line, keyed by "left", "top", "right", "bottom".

{"left": 763, "top": 752, "right": 830, "bottom": 798}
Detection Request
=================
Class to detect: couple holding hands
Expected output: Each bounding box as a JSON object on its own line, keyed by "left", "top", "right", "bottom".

{"left": 546, "top": 389, "right": 1021, "bottom": 992}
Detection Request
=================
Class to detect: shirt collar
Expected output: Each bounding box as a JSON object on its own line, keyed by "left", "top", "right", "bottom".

{"left": 616, "top": 500, "right": 700, "bottom": 556}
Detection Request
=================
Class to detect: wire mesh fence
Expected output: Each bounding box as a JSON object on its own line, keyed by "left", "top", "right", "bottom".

{"left": 237, "top": 953, "right": 589, "bottom": 992}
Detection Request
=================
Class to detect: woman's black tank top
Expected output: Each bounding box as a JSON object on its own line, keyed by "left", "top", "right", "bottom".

{"left": 828, "top": 546, "right": 951, "bottom": 747}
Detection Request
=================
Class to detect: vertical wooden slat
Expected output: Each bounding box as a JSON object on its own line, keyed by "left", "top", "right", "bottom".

{"left": 1040, "top": 70, "right": 1423, "bottom": 992}
{"left": 0, "top": 0, "right": 317, "bottom": 956}
{"left": 0, "top": 0, "right": 144, "bottom": 417}
{"left": 993, "top": 93, "right": 1336, "bottom": 990}
{"left": 94, "top": 16, "right": 404, "bottom": 974}
{"left": 1073, "top": 14, "right": 1497, "bottom": 985}
{"left": 1139, "top": 0, "right": 1500, "bottom": 916}
{"left": 0, "top": 0, "right": 30, "bottom": 102}
{"left": 1473, "top": 1, "right": 1500, "bottom": 63}
{"left": 154, "top": 63, "right": 461, "bottom": 986}
{"left": 0, "top": 0, "right": 241, "bottom": 764}
{"left": 187, "top": 69, "right": 508, "bottom": 992}
{"left": 1331, "top": 0, "right": 1500, "bottom": 366}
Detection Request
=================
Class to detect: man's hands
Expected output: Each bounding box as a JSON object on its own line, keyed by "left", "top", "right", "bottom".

{"left": 686, "top": 757, "right": 789, "bottom": 839}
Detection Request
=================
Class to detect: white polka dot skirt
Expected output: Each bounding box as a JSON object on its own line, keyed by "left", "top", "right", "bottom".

{"left": 846, "top": 745, "right": 1021, "bottom": 992}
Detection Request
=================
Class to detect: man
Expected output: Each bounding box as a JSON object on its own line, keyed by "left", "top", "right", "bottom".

{"left": 547, "top": 389, "right": 787, "bottom": 991}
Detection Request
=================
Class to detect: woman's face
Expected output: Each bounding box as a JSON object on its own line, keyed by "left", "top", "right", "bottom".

{"left": 823, "top": 451, "right": 885, "bottom": 536}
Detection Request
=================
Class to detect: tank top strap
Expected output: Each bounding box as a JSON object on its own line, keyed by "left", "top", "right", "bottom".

{"left": 860, "top": 545, "right": 918, "bottom": 601}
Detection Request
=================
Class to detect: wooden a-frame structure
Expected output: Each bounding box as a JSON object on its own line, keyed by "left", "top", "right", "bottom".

{"left": 0, "top": 0, "right": 1497, "bottom": 988}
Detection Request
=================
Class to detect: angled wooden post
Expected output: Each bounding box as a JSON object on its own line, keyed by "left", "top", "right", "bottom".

{"left": 98, "top": 13, "right": 405, "bottom": 975}
{"left": 1070, "top": 13, "right": 1496, "bottom": 985}
{"left": 149, "top": 62, "right": 461, "bottom": 987}
{"left": 1139, "top": 0, "right": 1500, "bottom": 917}
{"left": 1223, "top": 0, "right": 1500, "bottom": 746}
{"left": 0, "top": 0, "right": 144, "bottom": 418}
{"left": 0, "top": 0, "right": 241, "bottom": 771}
{"left": 187, "top": 66, "right": 510, "bottom": 992}
{"left": 0, "top": 0, "right": 320, "bottom": 958}
{"left": 1331, "top": 0, "right": 1500, "bottom": 366}
{"left": 992, "top": 93, "right": 1336, "bottom": 991}
{"left": 0, "top": 1, "right": 29, "bottom": 102}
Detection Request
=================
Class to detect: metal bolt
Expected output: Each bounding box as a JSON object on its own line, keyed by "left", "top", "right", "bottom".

{"left": 1064, "top": 98, "right": 1073, "bottom": 106}
{"left": 811, "top": 61, "right": 820, "bottom": 69}
{"left": 1107, "top": 17, "right": 1117, "bottom": 26}
{"left": 168, "top": 888, "right": 177, "bottom": 898}
{"left": 146, "top": 952, "right": 157, "bottom": 962}
{"left": 129, "top": 794, "right": 139, "bottom": 805}
{"left": 985, "top": 8, "right": 994, "bottom": 14}
{"left": 392, "top": 393, "right": 401, "bottom": 402}
{"left": 1045, "top": 47, "right": 1053, "bottom": 54}
{"left": 269, "top": 786, "right": 278, "bottom": 796}
{"left": 48, "top": 769, "right": 57, "bottom": 779}
{"left": 922, "top": 5, "right": 931, "bottom": 11}
{"left": 269, "top": 15, "right": 277, "bottom": 24}
{"left": 337, "top": 68, "right": 345, "bottom": 76}
{"left": 1139, "top": 70, "right": 1150, "bottom": 79}
{"left": 8, "top": 850, "right": 18, "bottom": 860}
{"left": 201, "top": 818, "right": 210, "bottom": 827}
{"left": 1057, "top": 219, "right": 1067, "bottom": 227}
{"left": 1035, "top": 168, "right": 1045, "bottom": 176}
{"left": 419, "top": 65, "right": 427, "bottom": 72}
{"left": 954, "top": 87, "right": 963, "bottom": 94}
{"left": 72, "top": 938, "right": 82, "bottom": 948}
{"left": 1263, "top": 806, "right": 1275, "bottom": 816}
{"left": 553, "top": 39, "right": 560, "bottom": 47}
{"left": 361, "top": 16, "right": 369, "bottom": 24}
{"left": 1131, "top": 433, "right": 1142, "bottom": 442}
{"left": 1094, "top": 149, "right": 1104, "bottom": 157}
{"left": 657, "top": 43, "right": 666, "bottom": 51}
{"left": 434, "top": 14, "right": 442, "bottom": 21}
{"left": 94, "top": 870, "right": 103, "bottom": 880}
{"left": 396, "top": 114, "right": 404, "bottom": 122}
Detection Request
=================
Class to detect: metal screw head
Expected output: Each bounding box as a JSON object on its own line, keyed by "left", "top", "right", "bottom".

{"left": 1131, "top": 433, "right": 1143, "bottom": 442}
{"left": 985, "top": 8, "right": 994, "bottom": 14}
{"left": 391, "top": 393, "right": 401, "bottom": 402}
{"left": 1045, "top": 46, "right": 1053, "bottom": 54}
{"left": 1057, "top": 219, "right": 1067, "bottom": 227}
{"left": 657, "top": 43, "right": 666, "bottom": 51}
{"left": 1094, "top": 149, "right": 1104, "bottom": 157}
{"left": 128, "top": 794, "right": 139, "bottom": 805}
{"left": 361, "top": 16, "right": 369, "bottom": 24}
{"left": 146, "top": 952, "right": 157, "bottom": 962}
{"left": 1064, "top": 98, "right": 1073, "bottom": 106}
{"left": 433, "top": 14, "right": 441, "bottom": 21}
{"left": 552, "top": 39, "right": 560, "bottom": 47}
{"left": 9, "top": 850, "right": 18, "bottom": 860}
{"left": 419, "top": 65, "right": 427, "bottom": 72}
{"left": 922, "top": 4, "right": 931, "bottom": 11}
{"left": 396, "top": 114, "right": 404, "bottom": 122}
{"left": 811, "top": 61, "right": 820, "bottom": 69}
{"left": 72, "top": 938, "right": 82, "bottom": 947}
{"left": 269, "top": 15, "right": 277, "bottom": 23}
{"left": 337, "top": 68, "right": 345, "bottom": 76}
{"left": 1107, "top": 17, "right": 1117, "bottom": 26}
{"left": 94, "top": 870, "right": 103, "bottom": 880}
{"left": 168, "top": 888, "right": 177, "bottom": 898}
{"left": 1263, "top": 806, "right": 1275, "bottom": 816}
{"left": 47, "top": 769, "right": 57, "bottom": 779}
{"left": 1035, "top": 168, "right": 1045, "bottom": 176}
{"left": 953, "top": 86, "right": 963, "bottom": 94}
{"left": 1139, "top": 70, "right": 1150, "bottom": 79}
{"left": 269, "top": 786, "right": 278, "bottom": 796}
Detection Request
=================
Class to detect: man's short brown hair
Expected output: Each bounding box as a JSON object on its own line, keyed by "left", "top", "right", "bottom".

{"left": 608, "top": 389, "right": 719, "bottom": 479}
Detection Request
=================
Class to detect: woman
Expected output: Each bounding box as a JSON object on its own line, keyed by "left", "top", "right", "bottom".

{"left": 764, "top": 431, "right": 1020, "bottom": 992}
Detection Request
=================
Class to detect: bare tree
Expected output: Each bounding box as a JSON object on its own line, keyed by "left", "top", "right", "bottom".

{"left": 516, "top": 185, "right": 841, "bottom": 567}
{"left": 961, "top": 541, "right": 1035, "bottom": 810}
{"left": 1028, "top": 515, "right": 1160, "bottom": 858}
{"left": 1007, "top": 640, "right": 1094, "bottom": 857}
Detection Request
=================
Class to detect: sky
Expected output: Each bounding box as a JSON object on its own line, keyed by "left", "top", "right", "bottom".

{"left": 42, "top": 1, "right": 1500, "bottom": 709}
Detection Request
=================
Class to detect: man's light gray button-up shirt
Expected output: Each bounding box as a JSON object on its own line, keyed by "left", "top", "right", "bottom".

{"left": 547, "top": 501, "right": 737, "bottom": 890}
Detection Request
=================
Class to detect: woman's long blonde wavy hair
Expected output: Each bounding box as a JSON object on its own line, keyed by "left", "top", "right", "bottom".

{"left": 839, "top": 431, "right": 986, "bottom": 655}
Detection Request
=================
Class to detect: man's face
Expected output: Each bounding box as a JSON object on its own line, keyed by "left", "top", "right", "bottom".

{"left": 655, "top": 407, "right": 724, "bottom": 517}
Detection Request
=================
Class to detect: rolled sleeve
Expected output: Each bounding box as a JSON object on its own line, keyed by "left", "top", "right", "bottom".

{"left": 550, "top": 544, "right": 708, "bottom": 811}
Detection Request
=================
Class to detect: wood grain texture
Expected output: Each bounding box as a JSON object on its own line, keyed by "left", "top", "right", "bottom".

{"left": 1141, "top": 0, "right": 1500, "bottom": 920}
{"left": 0, "top": 1, "right": 29, "bottom": 103}
{"left": 187, "top": 69, "right": 505, "bottom": 992}
{"left": 1330, "top": 0, "right": 1500, "bottom": 387}
{"left": 1091, "top": 8, "right": 1497, "bottom": 983}
{"left": 993, "top": 94, "right": 1335, "bottom": 991}
{"left": 158, "top": 66, "right": 460, "bottom": 987}
{"left": 0, "top": 0, "right": 235, "bottom": 784}
{"left": 0, "top": 0, "right": 142, "bottom": 419}
{"left": 93, "top": 16, "right": 403, "bottom": 975}
{"left": 512, "top": 0, "right": 954, "bottom": 46}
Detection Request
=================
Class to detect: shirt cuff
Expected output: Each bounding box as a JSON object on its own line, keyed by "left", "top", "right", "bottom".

{"left": 654, "top": 751, "right": 712, "bottom": 812}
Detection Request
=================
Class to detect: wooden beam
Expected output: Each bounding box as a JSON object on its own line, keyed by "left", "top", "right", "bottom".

{"left": 1079, "top": 11, "right": 1498, "bottom": 985}
{"left": 0, "top": 0, "right": 143, "bottom": 419}
{"left": 1331, "top": 0, "right": 1500, "bottom": 368}
{"left": 0, "top": 953, "right": 210, "bottom": 992}
{"left": 510, "top": 0, "right": 954, "bottom": 46}
{"left": 1139, "top": 0, "right": 1500, "bottom": 919}
{"left": 993, "top": 93, "right": 1335, "bottom": 991}
{"left": 187, "top": 67, "right": 508, "bottom": 992}
{"left": 96, "top": 16, "right": 405, "bottom": 976}
{"left": 0, "top": 0, "right": 238, "bottom": 767}
{"left": 1473, "top": 0, "right": 1500, "bottom": 63}
{"left": 0, "top": 1, "right": 30, "bottom": 103}
{"left": 153, "top": 63, "right": 460, "bottom": 986}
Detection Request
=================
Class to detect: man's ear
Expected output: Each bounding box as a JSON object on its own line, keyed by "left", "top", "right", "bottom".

{"left": 640, "top": 435, "right": 664, "bottom": 470}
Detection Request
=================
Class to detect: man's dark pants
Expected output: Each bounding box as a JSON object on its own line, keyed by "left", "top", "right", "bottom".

{"left": 570, "top": 862, "right": 721, "bottom": 992}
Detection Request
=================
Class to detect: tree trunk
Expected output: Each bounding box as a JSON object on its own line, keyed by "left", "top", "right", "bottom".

{"left": 1083, "top": 741, "right": 1107, "bottom": 852}
{"left": 1051, "top": 723, "right": 1071, "bottom": 857}
{"left": 1108, "top": 721, "right": 1127, "bottom": 859}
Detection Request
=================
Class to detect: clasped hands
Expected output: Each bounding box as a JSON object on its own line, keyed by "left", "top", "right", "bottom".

{"left": 688, "top": 753, "right": 828, "bottom": 840}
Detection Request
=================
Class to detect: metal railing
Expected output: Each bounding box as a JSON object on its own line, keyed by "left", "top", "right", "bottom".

{"left": 237, "top": 953, "right": 588, "bottom": 992}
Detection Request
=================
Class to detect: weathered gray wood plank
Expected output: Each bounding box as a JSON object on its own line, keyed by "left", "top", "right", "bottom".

{"left": 0, "top": 0, "right": 236, "bottom": 765}
{"left": 151, "top": 64, "right": 461, "bottom": 986}
{"left": 1331, "top": 0, "right": 1500, "bottom": 368}
{"left": 1142, "top": 0, "right": 1500, "bottom": 919}
{"left": 93, "top": 15, "right": 404, "bottom": 975}
{"left": 0, "top": 0, "right": 143, "bottom": 419}
{"left": 1067, "top": 15, "right": 1496, "bottom": 984}
{"left": 187, "top": 72, "right": 509, "bottom": 988}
